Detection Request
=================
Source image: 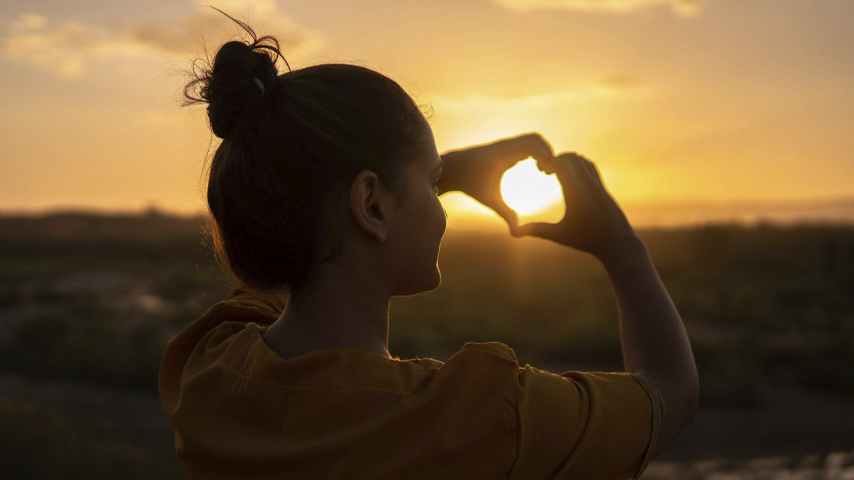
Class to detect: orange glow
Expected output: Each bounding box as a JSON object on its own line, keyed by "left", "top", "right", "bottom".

{"left": 1, "top": 1, "right": 852, "bottom": 227}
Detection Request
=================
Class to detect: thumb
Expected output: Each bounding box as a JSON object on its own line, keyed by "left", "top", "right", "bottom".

{"left": 491, "top": 201, "right": 519, "bottom": 233}
{"left": 512, "top": 221, "right": 558, "bottom": 240}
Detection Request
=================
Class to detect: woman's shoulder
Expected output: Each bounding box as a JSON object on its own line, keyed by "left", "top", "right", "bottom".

{"left": 457, "top": 341, "right": 518, "bottom": 363}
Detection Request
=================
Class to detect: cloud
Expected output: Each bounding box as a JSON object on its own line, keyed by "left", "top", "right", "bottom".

{"left": 0, "top": 0, "right": 323, "bottom": 77}
{"left": 0, "top": 14, "right": 125, "bottom": 76}
{"left": 494, "top": 0, "right": 705, "bottom": 17}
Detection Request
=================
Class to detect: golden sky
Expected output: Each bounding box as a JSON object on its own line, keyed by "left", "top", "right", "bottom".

{"left": 1, "top": 0, "right": 853, "bottom": 228}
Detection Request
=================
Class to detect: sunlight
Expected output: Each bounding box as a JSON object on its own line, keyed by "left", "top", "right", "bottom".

{"left": 500, "top": 158, "right": 564, "bottom": 218}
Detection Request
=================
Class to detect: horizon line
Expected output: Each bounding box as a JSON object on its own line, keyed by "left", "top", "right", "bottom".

{"left": 6, "top": 195, "right": 854, "bottom": 217}
{"left": 4, "top": 201, "right": 854, "bottom": 231}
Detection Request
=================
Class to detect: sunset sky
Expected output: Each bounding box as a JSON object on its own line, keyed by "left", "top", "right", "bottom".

{"left": 2, "top": 0, "right": 853, "bottom": 229}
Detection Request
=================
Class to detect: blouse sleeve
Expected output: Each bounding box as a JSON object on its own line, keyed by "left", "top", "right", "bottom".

{"left": 509, "top": 365, "right": 664, "bottom": 480}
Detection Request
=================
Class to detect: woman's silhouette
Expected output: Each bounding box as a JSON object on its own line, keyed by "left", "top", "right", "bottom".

{"left": 159, "top": 17, "right": 698, "bottom": 480}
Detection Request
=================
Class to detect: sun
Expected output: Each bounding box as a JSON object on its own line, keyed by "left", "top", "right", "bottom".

{"left": 500, "top": 158, "right": 564, "bottom": 220}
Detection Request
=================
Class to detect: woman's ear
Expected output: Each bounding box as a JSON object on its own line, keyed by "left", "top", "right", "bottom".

{"left": 350, "top": 170, "right": 388, "bottom": 243}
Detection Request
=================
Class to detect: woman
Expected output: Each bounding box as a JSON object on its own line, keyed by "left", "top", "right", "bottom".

{"left": 159, "top": 22, "right": 698, "bottom": 480}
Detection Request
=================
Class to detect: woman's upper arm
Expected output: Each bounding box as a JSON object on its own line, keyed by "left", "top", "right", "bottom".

{"left": 510, "top": 366, "right": 663, "bottom": 480}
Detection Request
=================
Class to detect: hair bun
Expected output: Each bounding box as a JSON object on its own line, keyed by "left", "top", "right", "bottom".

{"left": 204, "top": 41, "right": 278, "bottom": 138}
{"left": 183, "top": 21, "right": 283, "bottom": 139}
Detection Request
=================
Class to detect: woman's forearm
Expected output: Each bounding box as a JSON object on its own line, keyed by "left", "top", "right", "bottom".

{"left": 596, "top": 234, "right": 699, "bottom": 457}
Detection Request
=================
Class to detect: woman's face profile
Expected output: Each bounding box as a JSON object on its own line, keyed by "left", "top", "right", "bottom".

{"left": 387, "top": 125, "right": 447, "bottom": 296}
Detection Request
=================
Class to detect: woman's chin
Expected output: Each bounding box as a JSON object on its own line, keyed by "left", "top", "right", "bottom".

{"left": 396, "top": 267, "right": 441, "bottom": 296}
{"left": 425, "top": 267, "right": 442, "bottom": 292}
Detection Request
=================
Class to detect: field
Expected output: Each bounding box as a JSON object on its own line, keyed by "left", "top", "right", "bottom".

{"left": 1, "top": 211, "right": 854, "bottom": 478}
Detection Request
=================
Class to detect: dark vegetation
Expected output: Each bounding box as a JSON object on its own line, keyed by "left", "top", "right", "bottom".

{"left": 2, "top": 211, "right": 854, "bottom": 400}
{"left": 1, "top": 211, "right": 853, "bottom": 476}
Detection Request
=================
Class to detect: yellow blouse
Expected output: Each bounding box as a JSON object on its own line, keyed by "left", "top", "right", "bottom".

{"left": 159, "top": 288, "right": 663, "bottom": 480}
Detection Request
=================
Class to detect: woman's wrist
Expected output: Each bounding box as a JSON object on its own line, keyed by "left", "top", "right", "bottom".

{"left": 595, "top": 233, "right": 648, "bottom": 270}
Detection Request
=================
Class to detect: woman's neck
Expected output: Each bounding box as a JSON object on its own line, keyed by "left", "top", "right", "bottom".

{"left": 261, "top": 266, "right": 393, "bottom": 361}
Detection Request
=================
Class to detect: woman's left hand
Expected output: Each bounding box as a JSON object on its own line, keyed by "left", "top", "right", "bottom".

{"left": 439, "top": 133, "right": 555, "bottom": 233}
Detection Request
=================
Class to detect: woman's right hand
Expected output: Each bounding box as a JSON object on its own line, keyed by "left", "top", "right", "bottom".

{"left": 512, "top": 152, "right": 639, "bottom": 260}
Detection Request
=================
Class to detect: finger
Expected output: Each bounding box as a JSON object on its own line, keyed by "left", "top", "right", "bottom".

{"left": 576, "top": 154, "right": 603, "bottom": 185}
{"left": 552, "top": 154, "right": 591, "bottom": 201}
{"left": 566, "top": 154, "right": 608, "bottom": 195}
{"left": 489, "top": 133, "right": 555, "bottom": 168}
{"left": 558, "top": 153, "right": 593, "bottom": 178}
{"left": 488, "top": 198, "right": 519, "bottom": 229}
